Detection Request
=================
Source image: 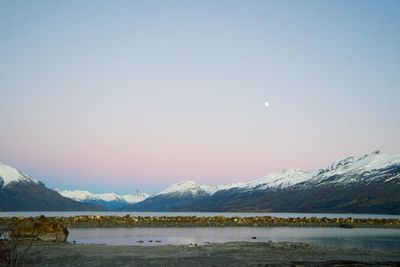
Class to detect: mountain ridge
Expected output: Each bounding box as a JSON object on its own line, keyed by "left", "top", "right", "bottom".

{"left": 123, "top": 151, "right": 400, "bottom": 213}
{"left": 1, "top": 150, "right": 399, "bottom": 212}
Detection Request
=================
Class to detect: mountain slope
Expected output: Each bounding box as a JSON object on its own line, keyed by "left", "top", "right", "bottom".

{"left": 56, "top": 189, "right": 149, "bottom": 210}
{"left": 193, "top": 164, "right": 400, "bottom": 213}
{"left": 124, "top": 151, "right": 400, "bottom": 213}
{"left": 0, "top": 162, "right": 105, "bottom": 211}
{"left": 224, "top": 168, "right": 318, "bottom": 191}
{"left": 194, "top": 151, "right": 400, "bottom": 213}
{"left": 154, "top": 180, "right": 221, "bottom": 197}
{"left": 123, "top": 180, "right": 220, "bottom": 211}
{"left": 307, "top": 150, "right": 400, "bottom": 186}
{"left": 123, "top": 169, "right": 322, "bottom": 212}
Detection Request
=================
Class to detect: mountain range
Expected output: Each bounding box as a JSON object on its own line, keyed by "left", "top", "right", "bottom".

{"left": 1, "top": 150, "right": 399, "bottom": 213}
{"left": 122, "top": 151, "right": 400, "bottom": 214}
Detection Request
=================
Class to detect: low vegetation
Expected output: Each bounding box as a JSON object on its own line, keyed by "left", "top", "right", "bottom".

{"left": 0, "top": 228, "right": 42, "bottom": 267}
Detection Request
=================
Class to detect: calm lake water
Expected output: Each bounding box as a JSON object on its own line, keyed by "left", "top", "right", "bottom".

{"left": 1, "top": 211, "right": 400, "bottom": 219}
{"left": 67, "top": 227, "right": 400, "bottom": 252}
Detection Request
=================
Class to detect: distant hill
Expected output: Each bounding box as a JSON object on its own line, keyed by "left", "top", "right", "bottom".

{"left": 0, "top": 162, "right": 105, "bottom": 211}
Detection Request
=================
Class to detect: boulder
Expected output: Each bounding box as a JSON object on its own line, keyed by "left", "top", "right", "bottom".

{"left": 10, "top": 216, "right": 68, "bottom": 242}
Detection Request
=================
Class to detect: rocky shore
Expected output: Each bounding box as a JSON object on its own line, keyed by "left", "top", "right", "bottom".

{"left": 1, "top": 215, "right": 400, "bottom": 228}
{"left": 9, "top": 215, "right": 69, "bottom": 242}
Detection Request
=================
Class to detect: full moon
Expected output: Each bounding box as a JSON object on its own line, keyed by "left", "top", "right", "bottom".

{"left": 264, "top": 101, "right": 270, "bottom": 107}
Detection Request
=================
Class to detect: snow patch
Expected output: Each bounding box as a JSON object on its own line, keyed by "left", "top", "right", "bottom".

{"left": 122, "top": 192, "right": 150, "bottom": 203}
{"left": 56, "top": 189, "right": 149, "bottom": 204}
{"left": 311, "top": 151, "right": 400, "bottom": 185}
{"left": 230, "top": 168, "right": 318, "bottom": 190}
{"left": 154, "top": 180, "right": 222, "bottom": 197}
{"left": 152, "top": 151, "right": 400, "bottom": 197}
{"left": 0, "top": 162, "right": 39, "bottom": 186}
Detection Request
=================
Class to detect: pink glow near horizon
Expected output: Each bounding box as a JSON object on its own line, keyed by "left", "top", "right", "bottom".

{"left": 1, "top": 125, "right": 389, "bottom": 194}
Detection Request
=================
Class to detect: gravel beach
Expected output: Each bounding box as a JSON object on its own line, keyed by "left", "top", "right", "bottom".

{"left": 28, "top": 241, "right": 400, "bottom": 266}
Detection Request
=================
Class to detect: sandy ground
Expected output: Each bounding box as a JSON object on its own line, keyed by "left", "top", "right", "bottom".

{"left": 24, "top": 241, "right": 400, "bottom": 266}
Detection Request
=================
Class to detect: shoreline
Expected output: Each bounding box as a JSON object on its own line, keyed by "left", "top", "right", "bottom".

{"left": 2, "top": 215, "right": 400, "bottom": 228}
{"left": 22, "top": 241, "right": 400, "bottom": 266}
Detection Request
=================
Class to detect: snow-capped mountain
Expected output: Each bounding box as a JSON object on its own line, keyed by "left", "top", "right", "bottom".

{"left": 203, "top": 151, "right": 400, "bottom": 213}
{"left": 308, "top": 150, "right": 400, "bottom": 186}
{"left": 56, "top": 189, "right": 150, "bottom": 210}
{"left": 0, "top": 162, "right": 105, "bottom": 211}
{"left": 124, "top": 151, "right": 400, "bottom": 213}
{"left": 0, "top": 162, "right": 39, "bottom": 187}
{"left": 217, "top": 150, "right": 400, "bottom": 191}
{"left": 122, "top": 180, "right": 221, "bottom": 211}
{"left": 154, "top": 180, "right": 222, "bottom": 197}
{"left": 121, "top": 192, "right": 150, "bottom": 203}
{"left": 2, "top": 150, "right": 399, "bottom": 212}
{"left": 224, "top": 168, "right": 319, "bottom": 191}
{"left": 149, "top": 168, "right": 319, "bottom": 199}
{"left": 124, "top": 170, "right": 323, "bottom": 211}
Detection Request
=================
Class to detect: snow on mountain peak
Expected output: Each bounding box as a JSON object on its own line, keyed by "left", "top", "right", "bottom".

{"left": 55, "top": 189, "right": 97, "bottom": 202}
{"left": 154, "top": 180, "right": 220, "bottom": 197}
{"left": 56, "top": 189, "right": 149, "bottom": 204}
{"left": 122, "top": 192, "right": 150, "bottom": 203}
{"left": 306, "top": 151, "right": 400, "bottom": 186}
{"left": 150, "top": 151, "right": 399, "bottom": 197}
{"left": 319, "top": 151, "right": 400, "bottom": 178}
{"left": 0, "top": 162, "right": 39, "bottom": 187}
{"left": 217, "top": 151, "right": 399, "bottom": 191}
{"left": 96, "top": 192, "right": 125, "bottom": 202}
{"left": 323, "top": 156, "right": 357, "bottom": 173}
{"left": 231, "top": 168, "right": 318, "bottom": 190}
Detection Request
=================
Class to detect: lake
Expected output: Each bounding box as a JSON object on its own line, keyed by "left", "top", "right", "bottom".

{"left": 67, "top": 227, "right": 400, "bottom": 252}
{"left": 1, "top": 211, "right": 400, "bottom": 219}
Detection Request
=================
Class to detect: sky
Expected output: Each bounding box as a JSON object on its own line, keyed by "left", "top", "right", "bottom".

{"left": 0, "top": 0, "right": 399, "bottom": 195}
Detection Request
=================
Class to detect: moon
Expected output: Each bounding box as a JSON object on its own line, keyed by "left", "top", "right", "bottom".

{"left": 264, "top": 101, "right": 270, "bottom": 107}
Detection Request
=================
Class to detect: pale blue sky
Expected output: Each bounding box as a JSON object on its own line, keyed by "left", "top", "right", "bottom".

{"left": 0, "top": 1, "right": 399, "bottom": 194}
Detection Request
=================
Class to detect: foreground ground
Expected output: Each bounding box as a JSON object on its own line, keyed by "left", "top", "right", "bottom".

{"left": 22, "top": 241, "right": 399, "bottom": 266}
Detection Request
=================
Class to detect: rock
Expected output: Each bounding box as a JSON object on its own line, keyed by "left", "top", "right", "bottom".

{"left": 10, "top": 216, "right": 69, "bottom": 242}
{"left": 339, "top": 223, "right": 354, "bottom": 228}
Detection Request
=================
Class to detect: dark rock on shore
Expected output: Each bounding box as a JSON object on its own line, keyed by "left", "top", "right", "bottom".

{"left": 339, "top": 223, "right": 355, "bottom": 228}
{"left": 10, "top": 215, "right": 69, "bottom": 242}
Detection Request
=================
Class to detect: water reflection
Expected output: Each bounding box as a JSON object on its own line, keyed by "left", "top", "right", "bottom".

{"left": 67, "top": 227, "right": 400, "bottom": 252}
